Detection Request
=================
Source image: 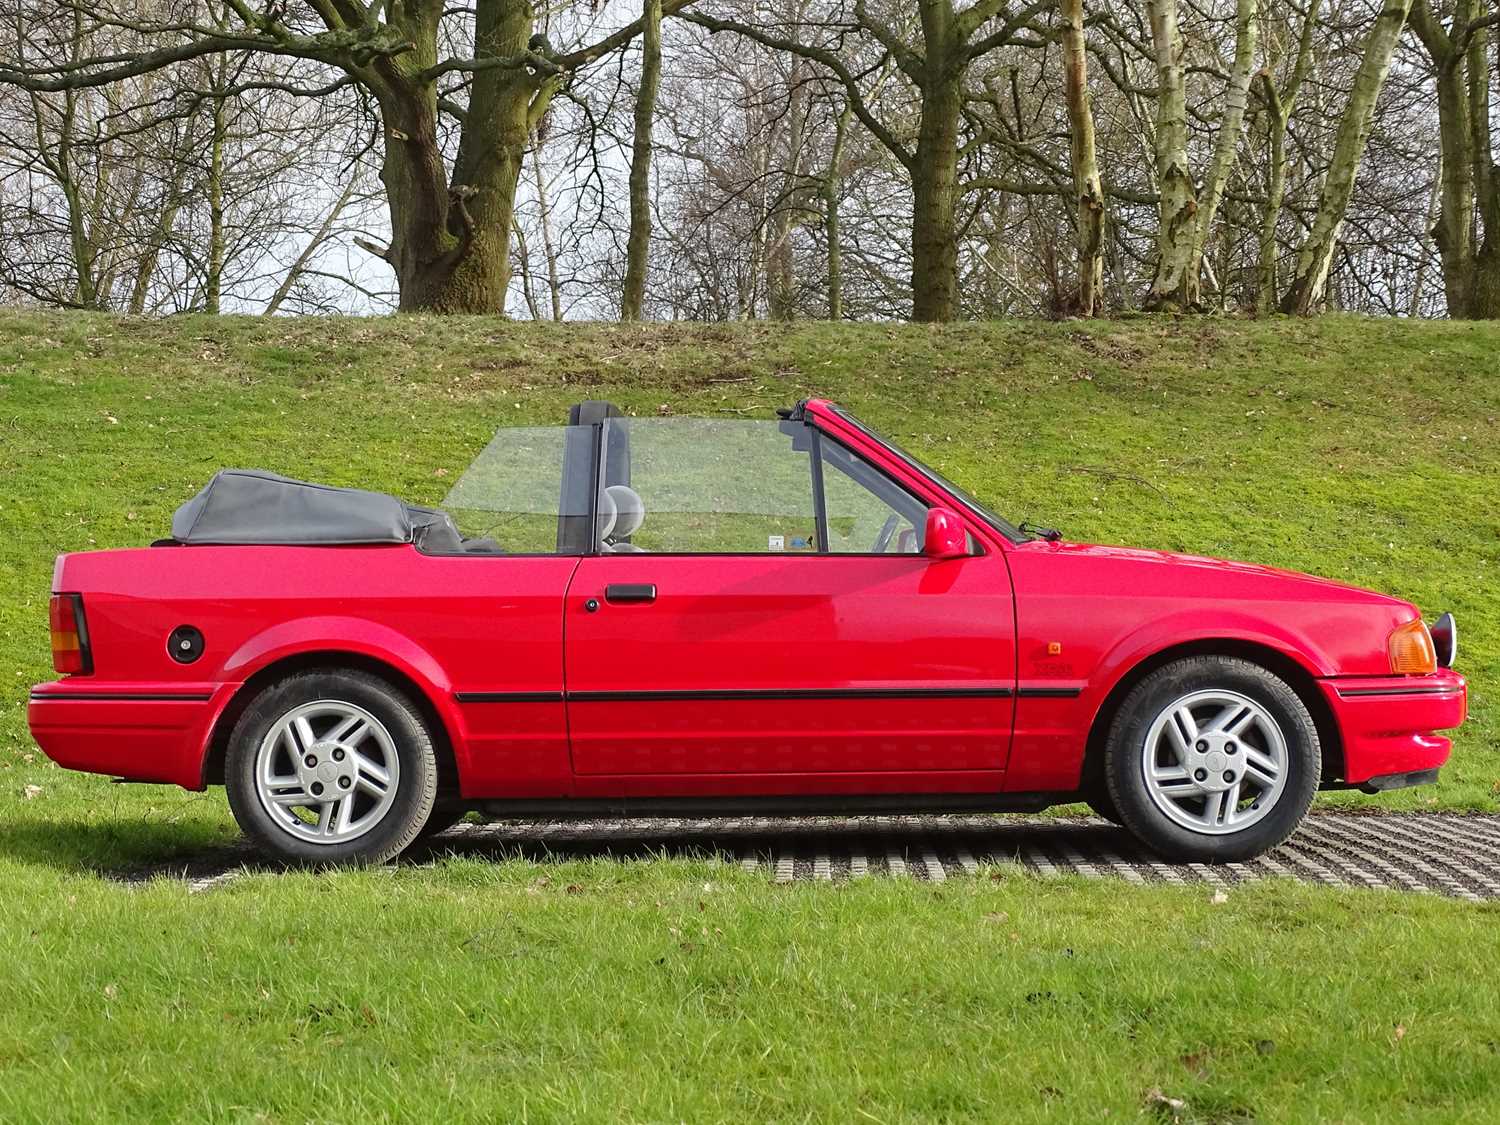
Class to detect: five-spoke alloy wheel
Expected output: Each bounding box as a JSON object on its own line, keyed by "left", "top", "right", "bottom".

{"left": 226, "top": 669, "right": 438, "bottom": 865}
{"left": 1105, "top": 656, "right": 1320, "bottom": 862}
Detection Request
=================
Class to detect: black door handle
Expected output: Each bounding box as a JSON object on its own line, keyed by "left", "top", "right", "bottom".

{"left": 604, "top": 583, "right": 657, "bottom": 605}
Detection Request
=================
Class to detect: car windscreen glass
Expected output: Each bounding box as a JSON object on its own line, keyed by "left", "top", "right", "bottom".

{"left": 441, "top": 425, "right": 594, "bottom": 552}
{"left": 829, "top": 407, "right": 1024, "bottom": 542}
{"left": 818, "top": 436, "right": 928, "bottom": 553}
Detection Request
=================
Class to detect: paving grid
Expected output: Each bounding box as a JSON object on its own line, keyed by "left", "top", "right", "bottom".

{"left": 113, "top": 812, "right": 1500, "bottom": 900}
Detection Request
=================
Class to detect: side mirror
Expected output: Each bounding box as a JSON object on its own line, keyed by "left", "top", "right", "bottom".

{"left": 923, "top": 507, "right": 969, "bottom": 560}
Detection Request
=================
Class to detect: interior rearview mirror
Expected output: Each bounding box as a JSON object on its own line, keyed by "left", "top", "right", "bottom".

{"left": 923, "top": 507, "right": 969, "bottom": 560}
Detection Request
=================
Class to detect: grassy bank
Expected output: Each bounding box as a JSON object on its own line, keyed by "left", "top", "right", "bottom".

{"left": 1, "top": 310, "right": 1498, "bottom": 1121}
{"left": 3, "top": 859, "right": 1500, "bottom": 1122}
{"left": 2, "top": 311, "right": 1494, "bottom": 816}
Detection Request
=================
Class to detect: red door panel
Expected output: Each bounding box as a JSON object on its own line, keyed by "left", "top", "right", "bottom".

{"left": 564, "top": 553, "right": 1016, "bottom": 786}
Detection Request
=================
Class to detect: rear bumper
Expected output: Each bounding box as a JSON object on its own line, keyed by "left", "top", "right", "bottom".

{"left": 27, "top": 682, "right": 235, "bottom": 790}
{"left": 1318, "top": 670, "right": 1467, "bottom": 786}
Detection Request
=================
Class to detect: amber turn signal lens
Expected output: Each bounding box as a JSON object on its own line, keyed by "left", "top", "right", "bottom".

{"left": 1388, "top": 618, "right": 1436, "bottom": 675}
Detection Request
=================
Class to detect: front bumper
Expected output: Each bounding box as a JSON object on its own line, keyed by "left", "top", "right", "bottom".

{"left": 27, "top": 681, "right": 235, "bottom": 790}
{"left": 1318, "top": 669, "right": 1467, "bottom": 786}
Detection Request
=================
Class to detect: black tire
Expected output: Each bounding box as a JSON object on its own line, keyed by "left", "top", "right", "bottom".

{"left": 1085, "top": 790, "right": 1125, "bottom": 826}
{"left": 1104, "top": 655, "right": 1319, "bottom": 863}
{"left": 224, "top": 668, "right": 439, "bottom": 865}
{"left": 412, "top": 804, "right": 471, "bottom": 842}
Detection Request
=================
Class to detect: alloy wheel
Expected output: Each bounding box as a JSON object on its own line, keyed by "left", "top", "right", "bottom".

{"left": 1139, "top": 688, "right": 1289, "bottom": 835}
{"left": 252, "top": 699, "right": 401, "bottom": 844}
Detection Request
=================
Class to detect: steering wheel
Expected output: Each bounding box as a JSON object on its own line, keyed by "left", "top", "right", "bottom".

{"left": 871, "top": 512, "right": 901, "bottom": 554}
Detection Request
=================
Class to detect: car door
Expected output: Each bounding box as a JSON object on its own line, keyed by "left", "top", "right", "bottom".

{"left": 563, "top": 415, "right": 1016, "bottom": 797}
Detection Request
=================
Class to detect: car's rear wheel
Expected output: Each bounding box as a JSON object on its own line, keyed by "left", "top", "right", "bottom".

{"left": 225, "top": 669, "right": 438, "bottom": 865}
{"left": 1104, "top": 655, "right": 1319, "bottom": 863}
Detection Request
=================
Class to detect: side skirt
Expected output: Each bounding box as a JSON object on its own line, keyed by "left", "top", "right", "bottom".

{"left": 475, "top": 791, "right": 1063, "bottom": 819}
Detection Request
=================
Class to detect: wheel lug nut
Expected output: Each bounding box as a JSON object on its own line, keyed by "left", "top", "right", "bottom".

{"left": 333, "top": 749, "right": 345, "bottom": 761}
{"left": 1195, "top": 740, "right": 1208, "bottom": 752}
{"left": 339, "top": 776, "right": 351, "bottom": 789}
{"left": 304, "top": 755, "right": 317, "bottom": 768}
{"left": 1224, "top": 770, "right": 1236, "bottom": 782}
{"left": 1225, "top": 742, "right": 1237, "bottom": 754}
{"left": 311, "top": 781, "right": 324, "bottom": 795}
{"left": 1194, "top": 768, "right": 1208, "bottom": 781}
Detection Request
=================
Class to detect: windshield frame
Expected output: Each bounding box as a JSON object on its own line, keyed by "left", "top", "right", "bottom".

{"left": 827, "top": 406, "right": 1026, "bottom": 544}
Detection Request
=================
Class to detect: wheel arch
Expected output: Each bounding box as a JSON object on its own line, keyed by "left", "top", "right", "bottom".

{"left": 201, "top": 649, "right": 461, "bottom": 796}
{"left": 1079, "top": 638, "right": 1344, "bottom": 795}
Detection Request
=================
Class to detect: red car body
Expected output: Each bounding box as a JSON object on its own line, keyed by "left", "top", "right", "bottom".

{"left": 29, "top": 398, "right": 1466, "bottom": 814}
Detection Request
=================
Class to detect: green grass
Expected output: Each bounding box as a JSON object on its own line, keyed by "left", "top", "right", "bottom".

{"left": 2, "top": 311, "right": 1494, "bottom": 812}
{"left": 3, "top": 859, "right": 1500, "bottom": 1122}
{"left": 2, "top": 310, "right": 1499, "bottom": 1120}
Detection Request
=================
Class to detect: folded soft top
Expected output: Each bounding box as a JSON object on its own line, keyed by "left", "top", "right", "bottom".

{"left": 171, "top": 470, "right": 417, "bottom": 546}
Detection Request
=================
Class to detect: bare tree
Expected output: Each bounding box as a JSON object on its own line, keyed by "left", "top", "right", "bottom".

{"left": 622, "top": 0, "right": 663, "bottom": 320}
{"left": 1060, "top": 0, "right": 1105, "bottom": 315}
{"left": 1280, "top": 0, "right": 1416, "bottom": 313}
{"left": 1410, "top": 0, "right": 1500, "bottom": 317}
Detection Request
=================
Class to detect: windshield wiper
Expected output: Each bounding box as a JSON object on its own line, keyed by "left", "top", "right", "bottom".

{"left": 1018, "top": 520, "right": 1062, "bottom": 542}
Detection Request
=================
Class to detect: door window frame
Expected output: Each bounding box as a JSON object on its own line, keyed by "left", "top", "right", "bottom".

{"left": 583, "top": 417, "right": 983, "bottom": 559}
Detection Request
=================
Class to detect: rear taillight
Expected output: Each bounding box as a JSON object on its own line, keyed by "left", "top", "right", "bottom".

{"left": 49, "top": 593, "right": 92, "bottom": 675}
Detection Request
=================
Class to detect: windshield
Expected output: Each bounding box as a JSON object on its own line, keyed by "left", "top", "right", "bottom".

{"left": 830, "top": 407, "right": 1025, "bottom": 542}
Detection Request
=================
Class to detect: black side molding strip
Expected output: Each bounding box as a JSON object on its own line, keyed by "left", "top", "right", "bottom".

{"left": 567, "top": 686, "right": 1015, "bottom": 702}
{"left": 458, "top": 686, "right": 1019, "bottom": 703}
{"left": 456, "top": 686, "right": 1085, "bottom": 704}
{"left": 1335, "top": 686, "right": 1460, "bottom": 699}
{"left": 30, "top": 691, "right": 212, "bottom": 702}
{"left": 455, "top": 691, "right": 565, "bottom": 704}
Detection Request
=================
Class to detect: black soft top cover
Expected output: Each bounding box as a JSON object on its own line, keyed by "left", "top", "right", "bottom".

{"left": 171, "top": 469, "right": 421, "bottom": 546}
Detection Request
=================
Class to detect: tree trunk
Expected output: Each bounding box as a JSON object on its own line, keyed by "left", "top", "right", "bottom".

{"left": 205, "top": 85, "right": 226, "bottom": 315}
{"left": 768, "top": 52, "right": 808, "bottom": 320}
{"left": 1460, "top": 8, "right": 1500, "bottom": 316}
{"left": 373, "top": 0, "right": 562, "bottom": 314}
{"left": 531, "top": 132, "right": 563, "bottom": 322}
{"left": 910, "top": 67, "right": 962, "bottom": 322}
{"left": 823, "top": 101, "right": 850, "bottom": 320}
{"left": 130, "top": 193, "right": 181, "bottom": 315}
{"left": 1280, "top": 0, "right": 1415, "bottom": 315}
{"left": 1256, "top": 102, "right": 1287, "bottom": 313}
{"left": 263, "top": 180, "right": 357, "bottom": 316}
{"left": 1432, "top": 61, "right": 1474, "bottom": 315}
{"left": 1145, "top": 0, "right": 1199, "bottom": 310}
{"left": 513, "top": 220, "right": 543, "bottom": 319}
{"left": 621, "top": 0, "right": 662, "bottom": 321}
{"left": 1060, "top": 0, "right": 1105, "bottom": 316}
{"left": 1254, "top": 0, "right": 1320, "bottom": 314}
{"left": 1188, "top": 0, "right": 1258, "bottom": 303}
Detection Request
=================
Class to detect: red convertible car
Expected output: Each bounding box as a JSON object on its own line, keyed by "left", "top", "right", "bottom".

{"left": 30, "top": 399, "right": 1465, "bottom": 865}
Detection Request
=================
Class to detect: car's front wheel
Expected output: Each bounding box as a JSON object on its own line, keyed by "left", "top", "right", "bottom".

{"left": 1104, "top": 655, "right": 1320, "bottom": 863}
{"left": 225, "top": 668, "right": 438, "bottom": 865}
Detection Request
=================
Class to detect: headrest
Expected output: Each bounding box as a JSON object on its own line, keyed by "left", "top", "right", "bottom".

{"left": 606, "top": 484, "right": 645, "bottom": 539}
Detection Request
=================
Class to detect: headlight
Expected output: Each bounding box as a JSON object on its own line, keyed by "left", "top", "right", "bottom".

{"left": 1430, "top": 612, "right": 1458, "bottom": 668}
{"left": 1388, "top": 618, "right": 1437, "bottom": 674}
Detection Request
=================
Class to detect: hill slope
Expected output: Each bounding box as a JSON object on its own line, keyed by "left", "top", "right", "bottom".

{"left": 1, "top": 311, "right": 1495, "bottom": 814}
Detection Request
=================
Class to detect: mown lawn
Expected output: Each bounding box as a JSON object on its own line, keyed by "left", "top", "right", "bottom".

{"left": 1, "top": 310, "right": 1498, "bottom": 1121}
{"left": 3, "top": 858, "right": 1500, "bottom": 1122}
